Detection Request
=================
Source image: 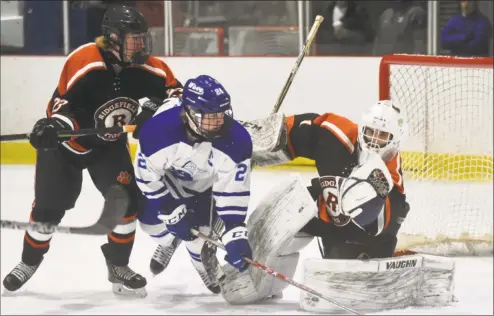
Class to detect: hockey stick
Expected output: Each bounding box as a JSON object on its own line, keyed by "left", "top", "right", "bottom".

{"left": 271, "top": 15, "right": 324, "bottom": 114}
{"left": 0, "top": 125, "right": 136, "bottom": 142}
{"left": 1, "top": 184, "right": 129, "bottom": 235}
{"left": 191, "top": 228, "right": 362, "bottom": 315}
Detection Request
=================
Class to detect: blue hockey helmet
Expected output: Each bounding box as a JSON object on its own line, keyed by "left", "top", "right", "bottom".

{"left": 182, "top": 75, "right": 232, "bottom": 140}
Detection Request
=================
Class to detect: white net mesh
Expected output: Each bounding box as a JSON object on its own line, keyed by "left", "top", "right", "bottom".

{"left": 380, "top": 55, "right": 494, "bottom": 256}
{"left": 227, "top": 26, "right": 299, "bottom": 56}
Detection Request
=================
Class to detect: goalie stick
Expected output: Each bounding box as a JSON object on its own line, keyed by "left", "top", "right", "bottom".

{"left": 1, "top": 184, "right": 129, "bottom": 235}
{"left": 0, "top": 125, "right": 136, "bottom": 142}
{"left": 271, "top": 15, "right": 324, "bottom": 114}
{"left": 190, "top": 228, "right": 362, "bottom": 315}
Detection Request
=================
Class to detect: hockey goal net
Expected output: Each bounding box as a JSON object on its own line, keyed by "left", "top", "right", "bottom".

{"left": 227, "top": 26, "right": 300, "bottom": 56}
{"left": 379, "top": 54, "right": 493, "bottom": 256}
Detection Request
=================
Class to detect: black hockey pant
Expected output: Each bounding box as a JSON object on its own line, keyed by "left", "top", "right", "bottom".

{"left": 22, "top": 143, "right": 140, "bottom": 267}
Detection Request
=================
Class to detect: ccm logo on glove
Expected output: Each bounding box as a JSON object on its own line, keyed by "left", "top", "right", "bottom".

{"left": 222, "top": 225, "right": 253, "bottom": 272}
{"left": 159, "top": 206, "right": 186, "bottom": 225}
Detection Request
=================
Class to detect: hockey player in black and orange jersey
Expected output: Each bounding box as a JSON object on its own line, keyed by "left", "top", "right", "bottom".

{"left": 247, "top": 100, "right": 410, "bottom": 260}
{"left": 2, "top": 5, "right": 182, "bottom": 297}
{"left": 286, "top": 100, "right": 410, "bottom": 259}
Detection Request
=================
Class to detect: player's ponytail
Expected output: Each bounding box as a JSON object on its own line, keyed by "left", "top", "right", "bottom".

{"left": 95, "top": 36, "right": 108, "bottom": 50}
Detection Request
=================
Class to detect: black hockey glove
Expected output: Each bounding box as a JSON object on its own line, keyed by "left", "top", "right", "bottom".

{"left": 167, "top": 87, "right": 183, "bottom": 98}
{"left": 132, "top": 97, "right": 162, "bottom": 140}
{"left": 29, "top": 116, "right": 73, "bottom": 150}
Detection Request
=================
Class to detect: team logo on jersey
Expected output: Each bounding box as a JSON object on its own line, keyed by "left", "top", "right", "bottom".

{"left": 170, "top": 161, "right": 196, "bottom": 181}
{"left": 94, "top": 97, "right": 139, "bottom": 141}
{"left": 117, "top": 171, "right": 132, "bottom": 185}
{"left": 327, "top": 207, "right": 352, "bottom": 227}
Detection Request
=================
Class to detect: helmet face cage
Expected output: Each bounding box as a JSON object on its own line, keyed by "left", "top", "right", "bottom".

{"left": 122, "top": 31, "right": 152, "bottom": 64}
{"left": 358, "top": 100, "right": 406, "bottom": 161}
{"left": 185, "top": 105, "right": 231, "bottom": 140}
{"left": 362, "top": 126, "right": 393, "bottom": 150}
{"left": 358, "top": 126, "right": 399, "bottom": 161}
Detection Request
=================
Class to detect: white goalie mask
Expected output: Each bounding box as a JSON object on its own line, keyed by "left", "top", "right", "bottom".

{"left": 357, "top": 100, "right": 407, "bottom": 161}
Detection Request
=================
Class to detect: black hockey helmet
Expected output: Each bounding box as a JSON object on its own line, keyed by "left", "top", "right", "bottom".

{"left": 101, "top": 5, "right": 152, "bottom": 65}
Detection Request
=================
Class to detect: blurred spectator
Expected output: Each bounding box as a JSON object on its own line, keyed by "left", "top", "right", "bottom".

{"left": 441, "top": 0, "right": 492, "bottom": 57}
{"left": 316, "top": 0, "right": 374, "bottom": 55}
{"left": 331, "top": 1, "right": 374, "bottom": 43}
{"left": 373, "top": 0, "right": 426, "bottom": 55}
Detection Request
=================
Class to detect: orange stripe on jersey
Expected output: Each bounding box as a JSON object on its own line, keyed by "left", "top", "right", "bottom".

{"left": 384, "top": 196, "right": 391, "bottom": 230}
{"left": 131, "top": 56, "right": 178, "bottom": 87}
{"left": 317, "top": 195, "right": 330, "bottom": 223}
{"left": 285, "top": 115, "right": 296, "bottom": 158}
{"left": 314, "top": 113, "right": 358, "bottom": 153}
{"left": 385, "top": 152, "right": 405, "bottom": 194}
{"left": 58, "top": 43, "right": 107, "bottom": 95}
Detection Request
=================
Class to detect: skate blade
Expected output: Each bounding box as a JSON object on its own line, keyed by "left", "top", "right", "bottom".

{"left": 112, "top": 283, "right": 147, "bottom": 298}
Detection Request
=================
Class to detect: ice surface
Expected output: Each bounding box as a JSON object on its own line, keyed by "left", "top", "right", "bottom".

{"left": 1, "top": 166, "right": 492, "bottom": 315}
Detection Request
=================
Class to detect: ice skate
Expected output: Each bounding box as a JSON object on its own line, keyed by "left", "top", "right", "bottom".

{"left": 106, "top": 260, "right": 147, "bottom": 298}
{"left": 150, "top": 237, "right": 182, "bottom": 276}
{"left": 197, "top": 240, "right": 221, "bottom": 294}
{"left": 2, "top": 259, "right": 43, "bottom": 292}
{"left": 197, "top": 268, "right": 221, "bottom": 294}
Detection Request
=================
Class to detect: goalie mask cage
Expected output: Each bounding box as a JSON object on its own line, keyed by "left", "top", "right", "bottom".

{"left": 379, "top": 54, "right": 493, "bottom": 256}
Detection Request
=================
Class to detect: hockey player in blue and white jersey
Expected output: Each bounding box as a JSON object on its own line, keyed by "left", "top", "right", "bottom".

{"left": 134, "top": 75, "right": 253, "bottom": 294}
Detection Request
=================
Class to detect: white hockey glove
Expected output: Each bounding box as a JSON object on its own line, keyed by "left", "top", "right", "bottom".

{"left": 221, "top": 224, "right": 253, "bottom": 272}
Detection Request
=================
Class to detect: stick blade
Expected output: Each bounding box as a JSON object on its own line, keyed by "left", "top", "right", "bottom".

{"left": 72, "top": 184, "right": 129, "bottom": 235}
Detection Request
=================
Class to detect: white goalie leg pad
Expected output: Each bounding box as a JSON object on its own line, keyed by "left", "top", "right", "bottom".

{"left": 218, "top": 252, "right": 300, "bottom": 304}
{"left": 247, "top": 175, "right": 318, "bottom": 260}
{"left": 219, "top": 175, "right": 318, "bottom": 304}
{"left": 217, "top": 264, "right": 258, "bottom": 305}
{"left": 415, "top": 254, "right": 456, "bottom": 306}
{"left": 300, "top": 254, "right": 456, "bottom": 313}
{"left": 218, "top": 252, "right": 301, "bottom": 304}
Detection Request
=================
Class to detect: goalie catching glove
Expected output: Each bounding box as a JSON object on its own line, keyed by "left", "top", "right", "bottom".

{"left": 222, "top": 224, "right": 253, "bottom": 272}
{"left": 316, "top": 151, "right": 393, "bottom": 228}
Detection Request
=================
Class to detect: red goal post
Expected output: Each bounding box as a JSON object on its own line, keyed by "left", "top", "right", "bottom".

{"left": 379, "top": 54, "right": 493, "bottom": 255}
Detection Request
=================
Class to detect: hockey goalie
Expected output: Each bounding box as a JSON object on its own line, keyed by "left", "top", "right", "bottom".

{"left": 222, "top": 100, "right": 456, "bottom": 313}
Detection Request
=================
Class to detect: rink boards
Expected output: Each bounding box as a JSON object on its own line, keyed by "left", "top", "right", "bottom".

{"left": 1, "top": 141, "right": 491, "bottom": 182}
